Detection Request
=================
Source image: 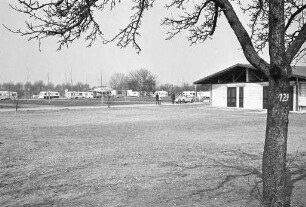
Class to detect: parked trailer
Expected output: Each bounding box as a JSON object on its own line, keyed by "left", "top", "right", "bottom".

{"left": 38, "top": 91, "right": 60, "bottom": 99}
{"left": 182, "top": 91, "right": 196, "bottom": 97}
{"left": 65, "top": 91, "right": 83, "bottom": 99}
{"left": 155, "top": 91, "right": 168, "bottom": 98}
{"left": 0, "top": 91, "right": 18, "bottom": 100}
{"left": 65, "top": 91, "right": 94, "bottom": 99}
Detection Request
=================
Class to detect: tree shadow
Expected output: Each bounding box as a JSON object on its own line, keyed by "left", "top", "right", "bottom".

{"left": 181, "top": 149, "right": 306, "bottom": 206}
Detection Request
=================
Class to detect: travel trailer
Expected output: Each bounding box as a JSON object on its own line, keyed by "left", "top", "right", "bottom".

{"left": 0, "top": 91, "right": 18, "bottom": 100}
{"left": 155, "top": 91, "right": 168, "bottom": 98}
{"left": 38, "top": 91, "right": 60, "bottom": 99}
{"left": 182, "top": 91, "right": 196, "bottom": 97}
{"left": 65, "top": 91, "right": 84, "bottom": 99}
{"left": 127, "top": 90, "right": 140, "bottom": 97}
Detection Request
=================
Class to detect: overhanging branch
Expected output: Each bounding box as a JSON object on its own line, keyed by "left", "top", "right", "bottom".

{"left": 285, "top": 4, "right": 306, "bottom": 32}
{"left": 286, "top": 23, "right": 306, "bottom": 63}
{"left": 215, "top": 0, "right": 269, "bottom": 75}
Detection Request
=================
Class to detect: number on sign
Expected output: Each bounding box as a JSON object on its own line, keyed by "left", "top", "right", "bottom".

{"left": 278, "top": 93, "right": 289, "bottom": 102}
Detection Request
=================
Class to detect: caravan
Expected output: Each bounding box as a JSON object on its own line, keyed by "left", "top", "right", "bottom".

{"left": 0, "top": 91, "right": 18, "bottom": 100}
{"left": 155, "top": 91, "right": 168, "bottom": 98}
{"left": 182, "top": 91, "right": 196, "bottom": 97}
{"left": 38, "top": 91, "right": 60, "bottom": 99}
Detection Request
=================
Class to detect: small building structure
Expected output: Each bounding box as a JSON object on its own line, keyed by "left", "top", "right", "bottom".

{"left": 90, "top": 87, "right": 112, "bottom": 98}
{"left": 111, "top": 90, "right": 128, "bottom": 97}
{"left": 194, "top": 63, "right": 306, "bottom": 111}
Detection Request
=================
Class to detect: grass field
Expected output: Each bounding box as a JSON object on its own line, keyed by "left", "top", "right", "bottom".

{"left": 0, "top": 104, "right": 305, "bottom": 206}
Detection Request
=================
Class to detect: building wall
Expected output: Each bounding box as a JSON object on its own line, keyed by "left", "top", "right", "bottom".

{"left": 211, "top": 82, "right": 299, "bottom": 111}
{"left": 212, "top": 83, "right": 267, "bottom": 109}
{"left": 244, "top": 83, "right": 268, "bottom": 109}
{"left": 211, "top": 84, "right": 227, "bottom": 107}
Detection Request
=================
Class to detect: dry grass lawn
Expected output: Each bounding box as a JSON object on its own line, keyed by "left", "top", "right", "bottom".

{"left": 0, "top": 104, "right": 305, "bottom": 206}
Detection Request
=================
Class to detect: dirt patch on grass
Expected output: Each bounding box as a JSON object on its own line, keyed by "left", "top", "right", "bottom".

{"left": 0, "top": 105, "right": 305, "bottom": 206}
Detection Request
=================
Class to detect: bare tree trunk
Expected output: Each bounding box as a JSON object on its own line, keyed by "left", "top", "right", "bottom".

{"left": 262, "top": 74, "right": 290, "bottom": 207}
{"left": 262, "top": 1, "right": 291, "bottom": 205}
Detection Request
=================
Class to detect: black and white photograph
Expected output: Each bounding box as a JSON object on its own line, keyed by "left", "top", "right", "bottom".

{"left": 0, "top": 0, "right": 306, "bottom": 206}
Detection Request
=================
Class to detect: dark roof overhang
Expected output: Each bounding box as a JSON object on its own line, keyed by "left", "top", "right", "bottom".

{"left": 194, "top": 63, "right": 306, "bottom": 84}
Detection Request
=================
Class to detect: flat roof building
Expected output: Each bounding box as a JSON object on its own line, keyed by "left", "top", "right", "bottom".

{"left": 194, "top": 63, "right": 306, "bottom": 111}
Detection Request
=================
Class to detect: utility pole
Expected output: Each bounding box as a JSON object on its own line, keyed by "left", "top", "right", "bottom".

{"left": 70, "top": 67, "right": 73, "bottom": 88}
{"left": 101, "top": 71, "right": 103, "bottom": 104}
{"left": 70, "top": 66, "right": 74, "bottom": 99}
{"left": 47, "top": 72, "right": 50, "bottom": 103}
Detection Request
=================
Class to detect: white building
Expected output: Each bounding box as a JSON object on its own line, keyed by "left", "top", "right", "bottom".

{"left": 194, "top": 63, "right": 306, "bottom": 111}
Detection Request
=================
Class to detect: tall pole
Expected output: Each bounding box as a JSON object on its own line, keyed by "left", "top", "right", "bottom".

{"left": 101, "top": 71, "right": 103, "bottom": 104}
{"left": 47, "top": 72, "right": 50, "bottom": 103}
{"left": 195, "top": 85, "right": 197, "bottom": 102}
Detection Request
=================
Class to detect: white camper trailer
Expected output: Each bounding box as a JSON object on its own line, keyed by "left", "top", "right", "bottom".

{"left": 38, "top": 91, "right": 60, "bottom": 99}
{"left": 182, "top": 91, "right": 196, "bottom": 97}
{"left": 0, "top": 91, "right": 18, "bottom": 100}
{"left": 155, "top": 91, "right": 168, "bottom": 98}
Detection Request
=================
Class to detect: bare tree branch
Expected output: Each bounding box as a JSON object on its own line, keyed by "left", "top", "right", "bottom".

{"left": 285, "top": 4, "right": 306, "bottom": 31}
{"left": 163, "top": 0, "right": 217, "bottom": 44}
{"left": 286, "top": 23, "right": 306, "bottom": 63}
{"left": 104, "top": 0, "right": 155, "bottom": 53}
{"left": 215, "top": 0, "right": 270, "bottom": 75}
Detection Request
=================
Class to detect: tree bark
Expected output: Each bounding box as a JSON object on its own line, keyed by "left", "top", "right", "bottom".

{"left": 262, "top": 74, "right": 290, "bottom": 207}
{"left": 262, "top": 1, "right": 290, "bottom": 206}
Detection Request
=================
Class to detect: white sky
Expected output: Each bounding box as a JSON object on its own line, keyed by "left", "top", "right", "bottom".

{"left": 0, "top": 0, "right": 269, "bottom": 87}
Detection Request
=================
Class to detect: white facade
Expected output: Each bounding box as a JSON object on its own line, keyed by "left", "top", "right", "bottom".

{"left": 211, "top": 83, "right": 267, "bottom": 109}
{"left": 211, "top": 82, "right": 300, "bottom": 111}
{"left": 194, "top": 63, "right": 306, "bottom": 112}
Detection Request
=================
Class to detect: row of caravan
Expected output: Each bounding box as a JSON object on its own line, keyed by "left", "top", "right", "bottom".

{"left": 38, "top": 89, "right": 141, "bottom": 99}
{"left": 39, "top": 91, "right": 98, "bottom": 99}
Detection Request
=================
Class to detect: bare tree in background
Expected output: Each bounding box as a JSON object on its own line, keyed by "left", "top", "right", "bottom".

{"left": 7, "top": 0, "right": 306, "bottom": 206}
{"left": 127, "top": 69, "right": 157, "bottom": 96}
{"left": 109, "top": 73, "right": 128, "bottom": 90}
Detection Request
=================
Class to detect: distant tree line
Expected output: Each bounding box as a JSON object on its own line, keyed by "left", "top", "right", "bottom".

{"left": 1, "top": 68, "right": 210, "bottom": 99}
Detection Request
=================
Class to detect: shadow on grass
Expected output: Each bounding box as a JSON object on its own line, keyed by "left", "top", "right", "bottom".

{"left": 186, "top": 149, "right": 306, "bottom": 206}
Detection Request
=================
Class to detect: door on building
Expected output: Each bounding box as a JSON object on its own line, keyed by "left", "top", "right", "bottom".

{"left": 227, "top": 87, "right": 236, "bottom": 107}
{"left": 289, "top": 86, "right": 294, "bottom": 111}
{"left": 239, "top": 87, "right": 244, "bottom": 108}
{"left": 263, "top": 86, "right": 294, "bottom": 111}
{"left": 263, "top": 86, "right": 269, "bottom": 109}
